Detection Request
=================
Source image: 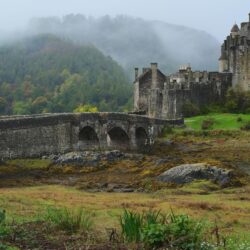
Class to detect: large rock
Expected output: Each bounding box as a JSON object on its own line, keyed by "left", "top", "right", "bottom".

{"left": 45, "top": 150, "right": 144, "bottom": 166}
{"left": 157, "top": 163, "right": 233, "bottom": 186}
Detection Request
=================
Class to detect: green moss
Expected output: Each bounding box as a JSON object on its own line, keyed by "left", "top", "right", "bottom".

{"left": 6, "top": 159, "right": 51, "bottom": 170}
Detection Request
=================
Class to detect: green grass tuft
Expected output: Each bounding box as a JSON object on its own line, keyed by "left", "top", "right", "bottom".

{"left": 45, "top": 207, "right": 93, "bottom": 234}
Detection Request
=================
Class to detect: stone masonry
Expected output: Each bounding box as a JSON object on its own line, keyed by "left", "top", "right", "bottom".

{"left": 0, "top": 112, "right": 182, "bottom": 159}
{"left": 134, "top": 63, "right": 232, "bottom": 119}
{"left": 219, "top": 13, "right": 250, "bottom": 90}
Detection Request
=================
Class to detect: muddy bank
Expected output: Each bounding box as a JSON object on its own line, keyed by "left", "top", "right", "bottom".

{"left": 0, "top": 136, "right": 249, "bottom": 190}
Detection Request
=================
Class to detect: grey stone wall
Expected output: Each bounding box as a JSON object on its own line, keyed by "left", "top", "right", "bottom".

{"left": 0, "top": 113, "right": 183, "bottom": 159}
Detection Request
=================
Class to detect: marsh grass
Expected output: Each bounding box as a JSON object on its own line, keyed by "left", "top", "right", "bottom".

{"left": 45, "top": 207, "right": 93, "bottom": 234}
{"left": 120, "top": 209, "right": 207, "bottom": 249}
{"left": 120, "top": 209, "right": 144, "bottom": 243}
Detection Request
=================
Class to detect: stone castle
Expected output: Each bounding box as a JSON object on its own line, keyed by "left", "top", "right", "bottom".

{"left": 134, "top": 13, "right": 250, "bottom": 119}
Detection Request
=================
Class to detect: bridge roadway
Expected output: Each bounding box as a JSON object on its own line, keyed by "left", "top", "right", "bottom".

{"left": 0, "top": 112, "right": 183, "bottom": 159}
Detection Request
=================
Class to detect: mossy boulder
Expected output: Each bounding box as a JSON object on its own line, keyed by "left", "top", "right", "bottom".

{"left": 157, "top": 163, "right": 233, "bottom": 186}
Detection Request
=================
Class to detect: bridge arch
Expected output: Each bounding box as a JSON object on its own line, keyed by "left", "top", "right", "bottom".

{"left": 78, "top": 126, "right": 99, "bottom": 149}
{"left": 107, "top": 126, "right": 129, "bottom": 150}
{"left": 135, "top": 127, "right": 149, "bottom": 148}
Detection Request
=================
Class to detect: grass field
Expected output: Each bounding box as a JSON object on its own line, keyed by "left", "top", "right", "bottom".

{"left": 185, "top": 113, "right": 250, "bottom": 130}
{"left": 0, "top": 183, "right": 250, "bottom": 237}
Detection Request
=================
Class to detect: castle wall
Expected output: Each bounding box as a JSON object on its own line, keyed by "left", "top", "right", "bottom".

{"left": 160, "top": 73, "right": 232, "bottom": 119}
{"left": 162, "top": 89, "right": 190, "bottom": 119}
{"left": 238, "top": 47, "right": 250, "bottom": 91}
{"left": 0, "top": 123, "right": 72, "bottom": 158}
{"left": 0, "top": 115, "right": 73, "bottom": 158}
{"left": 137, "top": 75, "right": 152, "bottom": 113}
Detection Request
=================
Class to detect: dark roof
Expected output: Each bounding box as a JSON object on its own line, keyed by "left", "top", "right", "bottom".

{"left": 134, "top": 68, "right": 166, "bottom": 83}
{"left": 134, "top": 68, "right": 151, "bottom": 83}
{"left": 231, "top": 24, "right": 240, "bottom": 32}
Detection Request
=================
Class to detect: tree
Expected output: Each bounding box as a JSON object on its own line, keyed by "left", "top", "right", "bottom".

{"left": 0, "top": 34, "right": 131, "bottom": 115}
{"left": 73, "top": 104, "right": 98, "bottom": 113}
{"left": 12, "top": 101, "right": 31, "bottom": 115}
{"left": 0, "top": 97, "right": 7, "bottom": 114}
{"left": 31, "top": 96, "right": 48, "bottom": 113}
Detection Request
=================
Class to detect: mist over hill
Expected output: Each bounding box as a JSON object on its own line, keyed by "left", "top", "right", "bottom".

{"left": 0, "top": 34, "right": 131, "bottom": 115}
{"left": 28, "top": 15, "right": 220, "bottom": 75}
{"left": 0, "top": 14, "right": 221, "bottom": 115}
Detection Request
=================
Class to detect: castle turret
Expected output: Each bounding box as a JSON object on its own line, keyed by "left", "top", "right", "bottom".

{"left": 231, "top": 23, "right": 240, "bottom": 38}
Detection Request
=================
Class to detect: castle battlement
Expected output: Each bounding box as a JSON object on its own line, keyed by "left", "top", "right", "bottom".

{"left": 134, "top": 63, "right": 232, "bottom": 119}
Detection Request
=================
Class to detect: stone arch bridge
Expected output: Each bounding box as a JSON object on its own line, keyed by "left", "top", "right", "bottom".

{"left": 0, "top": 113, "right": 183, "bottom": 159}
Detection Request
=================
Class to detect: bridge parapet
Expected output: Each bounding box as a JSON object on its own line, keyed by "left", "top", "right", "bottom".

{"left": 0, "top": 112, "right": 183, "bottom": 159}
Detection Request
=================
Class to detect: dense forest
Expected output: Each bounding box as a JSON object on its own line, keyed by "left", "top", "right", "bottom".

{"left": 0, "top": 34, "right": 132, "bottom": 115}
{"left": 27, "top": 15, "right": 220, "bottom": 75}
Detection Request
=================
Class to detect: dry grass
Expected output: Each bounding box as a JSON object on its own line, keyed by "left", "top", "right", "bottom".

{"left": 0, "top": 184, "right": 249, "bottom": 237}
{"left": 0, "top": 131, "right": 250, "bottom": 246}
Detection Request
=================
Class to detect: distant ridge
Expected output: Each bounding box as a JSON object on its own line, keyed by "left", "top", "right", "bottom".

{"left": 28, "top": 15, "right": 220, "bottom": 75}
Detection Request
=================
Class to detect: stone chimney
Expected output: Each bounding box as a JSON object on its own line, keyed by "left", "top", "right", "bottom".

{"left": 151, "top": 63, "right": 158, "bottom": 88}
{"left": 134, "top": 68, "right": 139, "bottom": 81}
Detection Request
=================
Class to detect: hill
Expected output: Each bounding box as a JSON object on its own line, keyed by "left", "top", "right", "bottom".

{"left": 0, "top": 34, "right": 132, "bottom": 115}
{"left": 28, "top": 15, "right": 220, "bottom": 75}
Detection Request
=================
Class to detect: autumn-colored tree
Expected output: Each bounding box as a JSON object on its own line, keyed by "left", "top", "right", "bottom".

{"left": 73, "top": 104, "right": 98, "bottom": 113}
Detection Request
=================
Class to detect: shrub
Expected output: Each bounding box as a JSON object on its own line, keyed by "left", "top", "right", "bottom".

{"left": 201, "top": 118, "right": 215, "bottom": 130}
{"left": 45, "top": 207, "right": 93, "bottom": 234}
{"left": 120, "top": 210, "right": 207, "bottom": 249}
{"left": 168, "top": 212, "right": 205, "bottom": 250}
{"left": 237, "top": 117, "right": 243, "bottom": 122}
{"left": 182, "top": 101, "right": 200, "bottom": 117}
{"left": 224, "top": 87, "right": 250, "bottom": 113}
{"left": 142, "top": 223, "right": 168, "bottom": 248}
{"left": 241, "top": 121, "right": 250, "bottom": 131}
{"left": 0, "top": 209, "right": 7, "bottom": 237}
{"left": 0, "top": 210, "right": 5, "bottom": 225}
{"left": 161, "top": 125, "right": 173, "bottom": 136}
{"left": 144, "top": 210, "right": 162, "bottom": 226}
{"left": 0, "top": 209, "right": 10, "bottom": 247}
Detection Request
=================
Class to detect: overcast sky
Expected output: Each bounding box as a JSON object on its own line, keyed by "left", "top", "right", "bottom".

{"left": 0, "top": 0, "right": 249, "bottom": 41}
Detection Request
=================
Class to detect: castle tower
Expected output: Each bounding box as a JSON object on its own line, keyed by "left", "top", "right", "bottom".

{"left": 133, "top": 63, "right": 166, "bottom": 118}
{"left": 230, "top": 23, "right": 240, "bottom": 38}
{"left": 219, "top": 13, "right": 250, "bottom": 90}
